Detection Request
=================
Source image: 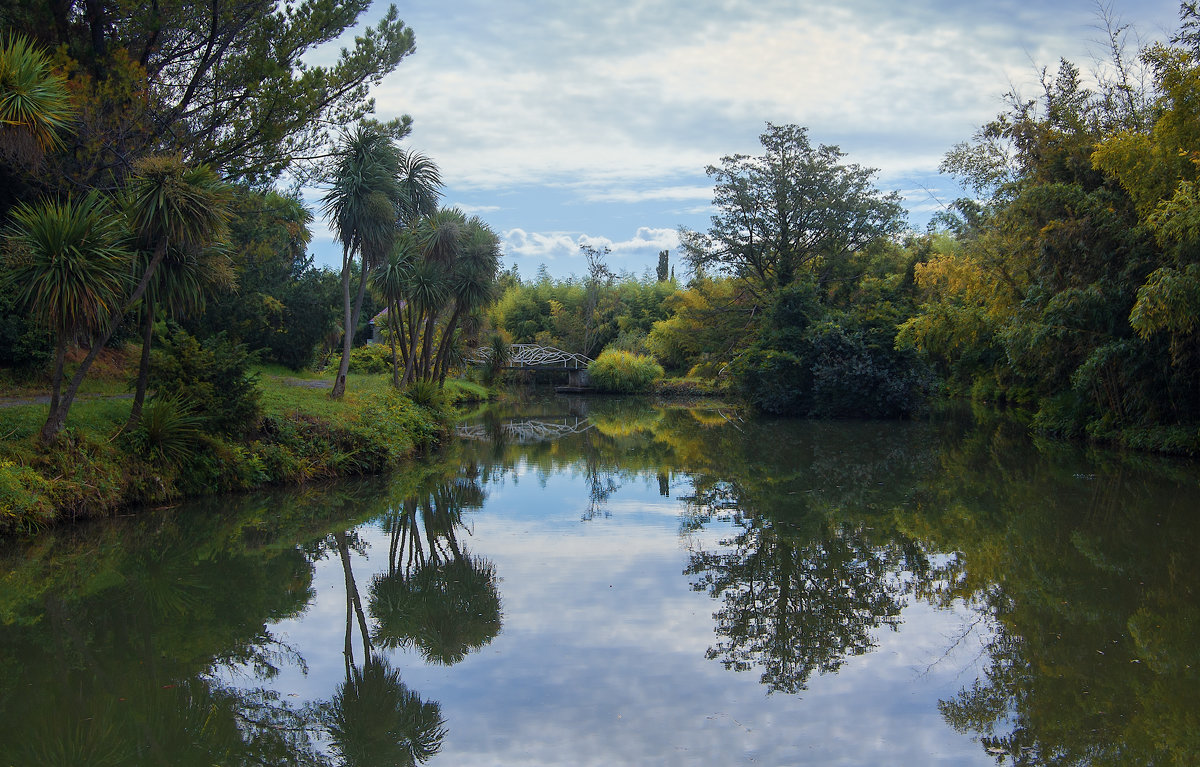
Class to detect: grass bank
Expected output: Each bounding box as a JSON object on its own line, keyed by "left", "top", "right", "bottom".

{"left": 0, "top": 365, "right": 490, "bottom": 535}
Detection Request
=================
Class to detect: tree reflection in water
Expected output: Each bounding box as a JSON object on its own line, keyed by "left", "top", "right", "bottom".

{"left": 903, "top": 419, "right": 1200, "bottom": 765}
{"left": 369, "top": 469, "right": 502, "bottom": 665}
{"left": 327, "top": 657, "right": 445, "bottom": 767}
{"left": 328, "top": 467, "right": 505, "bottom": 764}
{"left": 685, "top": 510, "right": 907, "bottom": 694}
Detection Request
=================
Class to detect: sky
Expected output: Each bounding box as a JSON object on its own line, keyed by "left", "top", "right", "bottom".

{"left": 303, "top": 0, "right": 1183, "bottom": 280}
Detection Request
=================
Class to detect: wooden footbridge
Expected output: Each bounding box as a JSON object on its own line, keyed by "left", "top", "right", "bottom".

{"left": 467, "top": 344, "right": 594, "bottom": 387}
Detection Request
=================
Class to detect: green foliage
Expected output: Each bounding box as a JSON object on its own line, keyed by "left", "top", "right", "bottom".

{"left": 0, "top": 276, "right": 51, "bottom": 368}
{"left": 588, "top": 350, "right": 664, "bottom": 394}
{"left": 906, "top": 23, "right": 1200, "bottom": 447}
{"left": 727, "top": 271, "right": 929, "bottom": 418}
{"left": 480, "top": 332, "right": 509, "bottom": 385}
{"left": 148, "top": 325, "right": 261, "bottom": 437}
{"left": 125, "top": 394, "right": 207, "bottom": 466}
{"left": 0, "top": 33, "right": 75, "bottom": 165}
{"left": 348, "top": 343, "right": 392, "bottom": 374}
{"left": 680, "top": 122, "right": 906, "bottom": 292}
{"left": 185, "top": 188, "right": 338, "bottom": 371}
{"left": 493, "top": 271, "right": 676, "bottom": 360}
{"left": 405, "top": 380, "right": 446, "bottom": 410}
{"left": 646, "top": 277, "right": 750, "bottom": 374}
{"left": 0, "top": 458, "right": 54, "bottom": 533}
{"left": 2, "top": 190, "right": 130, "bottom": 339}
{"left": 729, "top": 348, "right": 810, "bottom": 415}
{"left": 7, "top": 2, "right": 419, "bottom": 185}
{"left": 806, "top": 324, "right": 930, "bottom": 418}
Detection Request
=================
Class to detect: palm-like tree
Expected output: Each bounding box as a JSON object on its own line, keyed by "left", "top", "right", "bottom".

{"left": 0, "top": 33, "right": 75, "bottom": 168}
{"left": 432, "top": 216, "right": 501, "bottom": 383}
{"left": 391, "top": 210, "right": 501, "bottom": 385}
{"left": 370, "top": 553, "right": 501, "bottom": 666}
{"left": 374, "top": 232, "right": 418, "bottom": 387}
{"left": 2, "top": 192, "right": 129, "bottom": 428}
{"left": 395, "top": 150, "right": 441, "bottom": 224}
{"left": 36, "top": 155, "right": 231, "bottom": 444}
{"left": 321, "top": 123, "right": 404, "bottom": 399}
{"left": 369, "top": 474, "right": 501, "bottom": 664}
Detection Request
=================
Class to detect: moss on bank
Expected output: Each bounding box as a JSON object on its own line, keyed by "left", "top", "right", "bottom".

{"left": 0, "top": 373, "right": 486, "bottom": 535}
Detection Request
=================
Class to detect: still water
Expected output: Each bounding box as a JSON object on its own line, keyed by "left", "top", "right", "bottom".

{"left": 1, "top": 397, "right": 1197, "bottom": 765}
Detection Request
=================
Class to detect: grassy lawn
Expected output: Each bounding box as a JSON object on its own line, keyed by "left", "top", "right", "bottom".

{"left": 1, "top": 355, "right": 489, "bottom": 458}
{"left": 0, "top": 353, "right": 492, "bottom": 533}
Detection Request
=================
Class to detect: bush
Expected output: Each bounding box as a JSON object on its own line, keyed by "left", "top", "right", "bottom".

{"left": 730, "top": 323, "right": 929, "bottom": 418}
{"left": 729, "top": 348, "right": 811, "bottom": 415}
{"left": 588, "top": 350, "right": 664, "bottom": 393}
{"left": 348, "top": 343, "right": 392, "bottom": 374}
{"left": 405, "top": 380, "right": 445, "bottom": 410}
{"left": 807, "top": 325, "right": 929, "bottom": 418}
{"left": 149, "top": 325, "right": 261, "bottom": 436}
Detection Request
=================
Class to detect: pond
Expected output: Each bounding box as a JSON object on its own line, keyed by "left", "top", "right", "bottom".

{"left": 1, "top": 396, "right": 1197, "bottom": 765}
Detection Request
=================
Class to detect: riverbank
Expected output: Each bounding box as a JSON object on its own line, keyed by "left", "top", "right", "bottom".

{"left": 0, "top": 367, "right": 488, "bottom": 535}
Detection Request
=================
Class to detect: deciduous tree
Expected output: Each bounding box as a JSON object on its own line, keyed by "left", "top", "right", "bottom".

{"left": 680, "top": 123, "right": 905, "bottom": 298}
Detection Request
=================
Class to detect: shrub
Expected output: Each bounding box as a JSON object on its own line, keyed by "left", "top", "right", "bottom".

{"left": 729, "top": 348, "right": 811, "bottom": 415}
{"left": 807, "top": 324, "right": 929, "bottom": 418}
{"left": 406, "top": 380, "right": 445, "bottom": 410}
{"left": 149, "top": 325, "right": 261, "bottom": 436}
{"left": 588, "top": 350, "right": 664, "bottom": 393}
{"left": 729, "top": 323, "right": 930, "bottom": 418}
{"left": 348, "top": 343, "right": 392, "bottom": 374}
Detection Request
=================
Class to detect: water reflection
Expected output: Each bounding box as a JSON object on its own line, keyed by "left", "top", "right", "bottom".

{"left": 370, "top": 470, "right": 501, "bottom": 665}
{"left": 903, "top": 418, "right": 1200, "bottom": 765}
{"left": 328, "top": 656, "right": 445, "bottom": 767}
{"left": 0, "top": 471, "right": 502, "bottom": 766}
{"left": 1, "top": 399, "right": 1198, "bottom": 763}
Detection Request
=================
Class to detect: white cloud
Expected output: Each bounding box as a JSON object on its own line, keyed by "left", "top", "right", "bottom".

{"left": 503, "top": 227, "right": 679, "bottom": 267}
{"left": 450, "top": 202, "right": 502, "bottom": 214}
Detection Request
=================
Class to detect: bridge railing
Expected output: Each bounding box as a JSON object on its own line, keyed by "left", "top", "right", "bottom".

{"left": 467, "top": 344, "right": 593, "bottom": 370}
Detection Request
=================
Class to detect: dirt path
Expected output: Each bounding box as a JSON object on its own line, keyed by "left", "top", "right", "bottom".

{"left": 0, "top": 392, "right": 135, "bottom": 409}
{"left": 281, "top": 378, "right": 332, "bottom": 388}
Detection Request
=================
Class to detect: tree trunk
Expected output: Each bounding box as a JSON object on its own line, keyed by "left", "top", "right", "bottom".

{"left": 40, "top": 246, "right": 165, "bottom": 444}
{"left": 388, "top": 301, "right": 401, "bottom": 388}
{"left": 401, "top": 304, "right": 421, "bottom": 386}
{"left": 419, "top": 312, "right": 438, "bottom": 382}
{"left": 336, "top": 531, "right": 373, "bottom": 665}
{"left": 432, "top": 304, "right": 463, "bottom": 386}
{"left": 350, "top": 256, "right": 370, "bottom": 341}
{"left": 47, "top": 332, "right": 67, "bottom": 420}
{"left": 331, "top": 247, "right": 353, "bottom": 399}
{"left": 125, "top": 293, "right": 155, "bottom": 431}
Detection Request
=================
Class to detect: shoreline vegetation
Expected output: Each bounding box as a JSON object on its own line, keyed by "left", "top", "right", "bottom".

{"left": 0, "top": 356, "right": 486, "bottom": 535}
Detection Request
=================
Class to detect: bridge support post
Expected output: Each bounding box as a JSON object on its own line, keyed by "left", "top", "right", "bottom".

{"left": 567, "top": 369, "right": 591, "bottom": 388}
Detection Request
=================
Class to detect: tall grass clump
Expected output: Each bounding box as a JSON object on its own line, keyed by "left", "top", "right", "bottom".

{"left": 588, "top": 350, "right": 664, "bottom": 394}
{"left": 0, "top": 459, "right": 55, "bottom": 533}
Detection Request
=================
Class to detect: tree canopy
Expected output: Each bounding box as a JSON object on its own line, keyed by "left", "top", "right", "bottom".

{"left": 681, "top": 123, "right": 906, "bottom": 296}
{"left": 2, "top": 0, "right": 417, "bottom": 185}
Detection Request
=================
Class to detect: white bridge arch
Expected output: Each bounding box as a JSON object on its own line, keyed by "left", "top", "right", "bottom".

{"left": 466, "top": 344, "right": 593, "bottom": 370}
